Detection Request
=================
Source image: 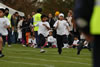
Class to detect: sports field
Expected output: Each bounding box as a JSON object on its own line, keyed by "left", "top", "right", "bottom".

{"left": 0, "top": 44, "right": 92, "bottom": 67}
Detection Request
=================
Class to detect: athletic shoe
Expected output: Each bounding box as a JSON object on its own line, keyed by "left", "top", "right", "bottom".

{"left": 8, "top": 45, "right": 11, "bottom": 47}
{"left": 40, "top": 49, "right": 45, "bottom": 53}
{"left": 0, "top": 54, "right": 5, "bottom": 58}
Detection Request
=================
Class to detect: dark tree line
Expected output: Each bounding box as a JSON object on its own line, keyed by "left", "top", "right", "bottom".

{"left": 1, "top": 0, "right": 74, "bottom": 15}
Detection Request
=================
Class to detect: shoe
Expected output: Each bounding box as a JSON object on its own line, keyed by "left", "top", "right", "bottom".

{"left": 22, "top": 45, "right": 26, "bottom": 47}
{"left": 8, "top": 45, "right": 11, "bottom": 47}
{"left": 77, "top": 51, "right": 80, "bottom": 55}
{"left": 40, "top": 49, "right": 45, "bottom": 53}
{"left": 0, "top": 54, "right": 5, "bottom": 58}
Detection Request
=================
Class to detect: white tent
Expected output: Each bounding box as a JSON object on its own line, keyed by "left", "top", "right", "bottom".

{"left": 0, "top": 3, "right": 25, "bottom": 16}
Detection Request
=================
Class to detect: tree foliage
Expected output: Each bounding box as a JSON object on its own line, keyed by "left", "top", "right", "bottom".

{"left": 43, "top": 0, "right": 74, "bottom": 16}
{"left": 1, "top": 0, "right": 74, "bottom": 16}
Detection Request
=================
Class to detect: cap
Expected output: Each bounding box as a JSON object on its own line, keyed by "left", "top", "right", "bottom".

{"left": 55, "top": 11, "right": 60, "bottom": 16}
{"left": 59, "top": 13, "right": 64, "bottom": 17}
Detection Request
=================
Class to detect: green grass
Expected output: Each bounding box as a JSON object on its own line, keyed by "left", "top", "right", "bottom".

{"left": 0, "top": 44, "right": 92, "bottom": 67}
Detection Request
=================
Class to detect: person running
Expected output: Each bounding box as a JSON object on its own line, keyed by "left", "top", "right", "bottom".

{"left": 54, "top": 13, "right": 70, "bottom": 54}
{"left": 0, "top": 8, "right": 10, "bottom": 57}
{"left": 34, "top": 15, "right": 50, "bottom": 53}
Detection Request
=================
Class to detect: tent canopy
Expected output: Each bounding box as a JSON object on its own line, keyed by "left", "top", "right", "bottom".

{"left": 0, "top": 3, "right": 25, "bottom": 16}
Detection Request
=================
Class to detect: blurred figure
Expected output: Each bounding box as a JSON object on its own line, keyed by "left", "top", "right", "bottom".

{"left": 0, "top": 8, "right": 10, "bottom": 57}
{"left": 5, "top": 8, "right": 12, "bottom": 47}
{"left": 22, "top": 17, "right": 32, "bottom": 46}
{"left": 54, "top": 13, "right": 70, "bottom": 54}
{"left": 27, "top": 14, "right": 33, "bottom": 25}
{"left": 54, "top": 11, "right": 60, "bottom": 21}
{"left": 11, "top": 12, "right": 20, "bottom": 44}
{"left": 72, "top": 37, "right": 79, "bottom": 48}
{"left": 66, "top": 11, "right": 73, "bottom": 32}
{"left": 48, "top": 13, "right": 56, "bottom": 38}
{"left": 74, "top": 0, "right": 100, "bottom": 67}
{"left": 28, "top": 35, "right": 36, "bottom": 48}
{"left": 17, "top": 16, "right": 23, "bottom": 44}
{"left": 34, "top": 15, "right": 50, "bottom": 53}
{"left": 33, "top": 8, "right": 42, "bottom": 47}
{"left": 47, "top": 30, "right": 57, "bottom": 48}
{"left": 48, "top": 13, "right": 55, "bottom": 29}
{"left": 32, "top": 11, "right": 35, "bottom": 17}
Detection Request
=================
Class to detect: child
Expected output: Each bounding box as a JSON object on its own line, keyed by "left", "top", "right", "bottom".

{"left": 47, "top": 30, "right": 57, "bottom": 48}
{"left": 0, "top": 8, "right": 10, "bottom": 57}
{"left": 34, "top": 15, "right": 50, "bottom": 53}
{"left": 54, "top": 13, "right": 70, "bottom": 54}
{"left": 72, "top": 37, "right": 79, "bottom": 48}
{"left": 28, "top": 35, "right": 36, "bottom": 48}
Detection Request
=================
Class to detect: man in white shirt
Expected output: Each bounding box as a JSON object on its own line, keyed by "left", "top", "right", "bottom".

{"left": 35, "top": 15, "right": 50, "bottom": 53}
{"left": 54, "top": 13, "right": 70, "bottom": 54}
{"left": 0, "top": 8, "right": 10, "bottom": 58}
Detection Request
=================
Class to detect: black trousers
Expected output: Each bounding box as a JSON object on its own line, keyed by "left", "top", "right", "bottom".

{"left": 93, "top": 35, "right": 100, "bottom": 67}
{"left": 57, "top": 35, "right": 68, "bottom": 54}
{"left": 68, "top": 34, "right": 74, "bottom": 45}
{"left": 38, "top": 34, "right": 46, "bottom": 47}
{"left": 2, "top": 36, "right": 6, "bottom": 47}
{"left": 77, "top": 39, "right": 85, "bottom": 55}
{"left": 8, "top": 29, "right": 11, "bottom": 45}
{"left": 34, "top": 31, "right": 39, "bottom": 45}
{"left": 22, "top": 32, "right": 26, "bottom": 45}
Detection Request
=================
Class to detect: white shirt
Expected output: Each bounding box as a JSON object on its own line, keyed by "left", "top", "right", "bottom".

{"left": 17, "top": 20, "right": 23, "bottom": 31}
{"left": 48, "top": 36, "right": 55, "bottom": 43}
{"left": 35, "top": 21, "right": 50, "bottom": 37}
{"left": 80, "top": 33, "right": 86, "bottom": 39}
{"left": 54, "top": 20, "right": 69, "bottom": 35}
{"left": 0, "top": 17, "right": 10, "bottom": 36}
{"left": 73, "top": 40, "right": 79, "bottom": 45}
{"left": 29, "top": 38, "right": 36, "bottom": 44}
{"left": 66, "top": 16, "right": 73, "bottom": 31}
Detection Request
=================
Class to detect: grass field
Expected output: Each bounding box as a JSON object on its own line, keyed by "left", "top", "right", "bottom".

{"left": 0, "top": 44, "right": 92, "bottom": 67}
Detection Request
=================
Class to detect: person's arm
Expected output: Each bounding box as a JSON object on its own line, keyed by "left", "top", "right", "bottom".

{"left": 34, "top": 22, "right": 39, "bottom": 27}
{"left": 43, "top": 23, "right": 50, "bottom": 30}
{"left": 54, "top": 21, "right": 59, "bottom": 30}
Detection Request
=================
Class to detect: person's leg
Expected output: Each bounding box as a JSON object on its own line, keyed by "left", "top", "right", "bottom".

{"left": 68, "top": 34, "right": 74, "bottom": 46}
{"left": 88, "top": 41, "right": 93, "bottom": 51}
{"left": 57, "top": 35, "right": 63, "bottom": 54}
{"left": 2, "top": 36, "right": 6, "bottom": 47}
{"left": 77, "top": 40, "right": 84, "bottom": 55}
{"left": 8, "top": 29, "right": 12, "bottom": 46}
{"left": 0, "top": 35, "right": 4, "bottom": 58}
{"left": 26, "top": 32, "right": 30, "bottom": 46}
{"left": 34, "top": 31, "right": 39, "bottom": 47}
{"left": 63, "top": 35, "right": 68, "bottom": 48}
{"left": 93, "top": 35, "right": 100, "bottom": 67}
{"left": 38, "top": 34, "right": 46, "bottom": 53}
{"left": 22, "top": 33, "right": 26, "bottom": 46}
{"left": 38, "top": 34, "right": 46, "bottom": 47}
{"left": 48, "top": 42, "right": 52, "bottom": 48}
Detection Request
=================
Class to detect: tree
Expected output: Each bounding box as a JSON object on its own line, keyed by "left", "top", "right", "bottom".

{"left": 2, "top": 0, "right": 39, "bottom": 15}
{"left": 43, "top": 0, "right": 74, "bottom": 16}
{"left": 1, "top": 0, "right": 74, "bottom": 16}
